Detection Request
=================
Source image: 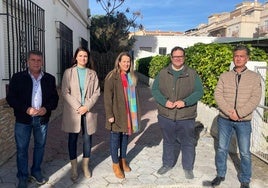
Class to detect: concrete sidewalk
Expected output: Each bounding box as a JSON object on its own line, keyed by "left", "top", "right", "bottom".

{"left": 0, "top": 83, "right": 268, "bottom": 188}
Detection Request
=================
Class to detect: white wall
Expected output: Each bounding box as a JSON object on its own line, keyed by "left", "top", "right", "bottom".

{"left": 132, "top": 35, "right": 249, "bottom": 61}
{"left": 0, "top": 0, "right": 90, "bottom": 99}
{"left": 0, "top": 0, "right": 6, "bottom": 99}
{"left": 34, "top": 0, "right": 90, "bottom": 84}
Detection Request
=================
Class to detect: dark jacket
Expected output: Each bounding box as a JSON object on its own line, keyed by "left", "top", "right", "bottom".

{"left": 6, "top": 70, "right": 59, "bottom": 124}
{"left": 104, "top": 70, "right": 141, "bottom": 133}
{"left": 152, "top": 64, "right": 203, "bottom": 120}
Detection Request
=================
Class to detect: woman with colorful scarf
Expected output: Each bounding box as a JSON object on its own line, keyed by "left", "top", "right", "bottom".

{"left": 104, "top": 52, "right": 140, "bottom": 179}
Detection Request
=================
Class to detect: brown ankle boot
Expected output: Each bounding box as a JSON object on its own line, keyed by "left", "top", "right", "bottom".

{"left": 70, "top": 159, "right": 78, "bottom": 181}
{"left": 112, "top": 163, "right": 125, "bottom": 179}
{"left": 119, "top": 158, "right": 131, "bottom": 172}
{"left": 82, "top": 158, "right": 91, "bottom": 178}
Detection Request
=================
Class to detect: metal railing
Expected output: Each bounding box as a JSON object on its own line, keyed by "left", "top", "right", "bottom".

{"left": 1, "top": 0, "right": 45, "bottom": 80}
{"left": 251, "top": 66, "right": 268, "bottom": 163}
{"left": 55, "top": 21, "right": 73, "bottom": 84}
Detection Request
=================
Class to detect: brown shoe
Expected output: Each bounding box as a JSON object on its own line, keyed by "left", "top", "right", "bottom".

{"left": 119, "top": 158, "right": 131, "bottom": 172}
{"left": 112, "top": 163, "right": 125, "bottom": 179}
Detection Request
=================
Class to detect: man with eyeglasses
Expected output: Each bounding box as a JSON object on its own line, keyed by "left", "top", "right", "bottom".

{"left": 151, "top": 46, "right": 204, "bottom": 179}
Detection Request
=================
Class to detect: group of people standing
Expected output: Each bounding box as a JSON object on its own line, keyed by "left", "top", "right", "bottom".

{"left": 6, "top": 45, "right": 261, "bottom": 188}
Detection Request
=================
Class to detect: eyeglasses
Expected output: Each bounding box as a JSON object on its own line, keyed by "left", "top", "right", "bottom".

{"left": 172, "top": 56, "right": 184, "bottom": 59}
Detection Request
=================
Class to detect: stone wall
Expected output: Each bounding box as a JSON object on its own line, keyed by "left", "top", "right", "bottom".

{"left": 0, "top": 89, "right": 63, "bottom": 166}
{"left": 0, "top": 99, "right": 16, "bottom": 166}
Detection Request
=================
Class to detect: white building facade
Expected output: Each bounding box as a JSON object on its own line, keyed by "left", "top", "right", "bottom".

{"left": 0, "top": 0, "right": 91, "bottom": 99}
{"left": 132, "top": 35, "right": 244, "bottom": 62}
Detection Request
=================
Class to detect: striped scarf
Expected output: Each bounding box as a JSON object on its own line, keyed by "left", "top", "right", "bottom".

{"left": 121, "top": 72, "right": 139, "bottom": 135}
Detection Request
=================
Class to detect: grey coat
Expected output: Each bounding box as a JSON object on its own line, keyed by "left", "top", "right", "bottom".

{"left": 61, "top": 66, "right": 100, "bottom": 134}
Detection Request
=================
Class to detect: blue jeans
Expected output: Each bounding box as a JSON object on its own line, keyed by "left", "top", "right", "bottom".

{"left": 110, "top": 132, "right": 128, "bottom": 163}
{"left": 15, "top": 117, "right": 48, "bottom": 180}
{"left": 216, "top": 116, "right": 252, "bottom": 183}
{"left": 158, "top": 115, "right": 196, "bottom": 170}
{"left": 68, "top": 116, "right": 92, "bottom": 160}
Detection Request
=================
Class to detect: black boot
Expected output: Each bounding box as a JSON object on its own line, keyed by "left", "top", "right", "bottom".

{"left": 211, "top": 176, "right": 225, "bottom": 186}
{"left": 240, "top": 182, "right": 250, "bottom": 188}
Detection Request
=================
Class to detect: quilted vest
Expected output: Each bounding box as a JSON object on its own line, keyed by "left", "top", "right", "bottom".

{"left": 157, "top": 64, "right": 198, "bottom": 120}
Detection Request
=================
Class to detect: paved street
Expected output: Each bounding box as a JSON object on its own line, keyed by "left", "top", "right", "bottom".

{"left": 0, "top": 83, "right": 268, "bottom": 188}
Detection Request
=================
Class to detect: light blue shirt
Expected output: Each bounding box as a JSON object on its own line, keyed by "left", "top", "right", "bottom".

{"left": 29, "top": 71, "right": 43, "bottom": 109}
{"left": 77, "top": 67, "right": 86, "bottom": 105}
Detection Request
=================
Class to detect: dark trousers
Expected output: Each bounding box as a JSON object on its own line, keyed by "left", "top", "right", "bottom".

{"left": 158, "top": 115, "right": 196, "bottom": 170}
{"left": 15, "top": 117, "right": 47, "bottom": 180}
{"left": 110, "top": 131, "right": 128, "bottom": 163}
{"left": 68, "top": 116, "right": 92, "bottom": 160}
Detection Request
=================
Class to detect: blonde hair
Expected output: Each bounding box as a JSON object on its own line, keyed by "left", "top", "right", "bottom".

{"left": 113, "top": 52, "right": 137, "bottom": 86}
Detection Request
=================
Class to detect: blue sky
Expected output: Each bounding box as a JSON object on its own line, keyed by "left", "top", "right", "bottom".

{"left": 89, "top": 0, "right": 266, "bottom": 32}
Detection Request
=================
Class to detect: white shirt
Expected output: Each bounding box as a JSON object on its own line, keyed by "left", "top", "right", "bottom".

{"left": 29, "top": 71, "right": 43, "bottom": 109}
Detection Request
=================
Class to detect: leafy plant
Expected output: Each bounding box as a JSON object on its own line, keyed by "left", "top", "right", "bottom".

{"left": 148, "top": 55, "right": 170, "bottom": 78}
{"left": 185, "top": 43, "right": 233, "bottom": 106}
{"left": 135, "top": 56, "right": 153, "bottom": 77}
{"left": 136, "top": 43, "right": 268, "bottom": 107}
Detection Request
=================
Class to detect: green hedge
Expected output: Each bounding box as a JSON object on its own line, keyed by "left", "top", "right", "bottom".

{"left": 135, "top": 56, "right": 153, "bottom": 77}
{"left": 135, "top": 43, "right": 268, "bottom": 107}
{"left": 185, "top": 43, "right": 233, "bottom": 106}
{"left": 148, "top": 55, "right": 170, "bottom": 78}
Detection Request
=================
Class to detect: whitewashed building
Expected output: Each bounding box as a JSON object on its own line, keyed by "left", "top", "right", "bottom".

{"left": 0, "top": 0, "right": 91, "bottom": 99}
{"left": 132, "top": 35, "right": 248, "bottom": 62}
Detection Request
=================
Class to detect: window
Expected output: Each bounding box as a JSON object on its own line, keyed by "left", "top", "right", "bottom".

{"left": 159, "top": 47, "right": 167, "bottom": 55}
{"left": 3, "top": 0, "right": 45, "bottom": 80}
{"left": 140, "top": 47, "right": 152, "bottom": 52}
{"left": 56, "top": 22, "right": 73, "bottom": 83}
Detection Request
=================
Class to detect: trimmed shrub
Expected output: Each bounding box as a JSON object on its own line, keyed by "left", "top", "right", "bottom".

{"left": 148, "top": 55, "right": 170, "bottom": 78}
{"left": 135, "top": 56, "right": 153, "bottom": 77}
{"left": 185, "top": 43, "right": 233, "bottom": 106}
{"left": 136, "top": 43, "right": 268, "bottom": 107}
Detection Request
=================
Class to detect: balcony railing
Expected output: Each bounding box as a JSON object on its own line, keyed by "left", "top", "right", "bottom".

{"left": 258, "top": 25, "right": 268, "bottom": 34}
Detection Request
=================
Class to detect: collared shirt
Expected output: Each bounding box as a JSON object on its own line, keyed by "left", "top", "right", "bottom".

{"left": 29, "top": 71, "right": 43, "bottom": 109}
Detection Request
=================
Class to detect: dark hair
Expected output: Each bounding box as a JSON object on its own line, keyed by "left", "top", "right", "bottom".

{"left": 233, "top": 45, "right": 250, "bottom": 56}
{"left": 27, "top": 50, "right": 43, "bottom": 60}
{"left": 72, "top": 46, "right": 95, "bottom": 70}
{"left": 171, "top": 46, "right": 185, "bottom": 56}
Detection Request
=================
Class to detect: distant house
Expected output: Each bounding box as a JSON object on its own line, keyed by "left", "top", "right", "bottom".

{"left": 131, "top": 35, "right": 245, "bottom": 62}
{"left": 185, "top": 1, "right": 268, "bottom": 38}
{"left": 0, "top": 0, "right": 91, "bottom": 99}
{"left": 130, "top": 1, "right": 268, "bottom": 62}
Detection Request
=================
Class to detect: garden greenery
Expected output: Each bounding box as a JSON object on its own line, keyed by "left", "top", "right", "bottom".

{"left": 135, "top": 43, "right": 268, "bottom": 107}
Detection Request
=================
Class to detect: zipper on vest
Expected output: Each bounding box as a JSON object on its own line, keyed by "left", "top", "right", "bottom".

{"left": 234, "top": 74, "right": 241, "bottom": 109}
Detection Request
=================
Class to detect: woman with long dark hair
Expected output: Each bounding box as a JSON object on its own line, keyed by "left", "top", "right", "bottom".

{"left": 61, "top": 47, "right": 100, "bottom": 181}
